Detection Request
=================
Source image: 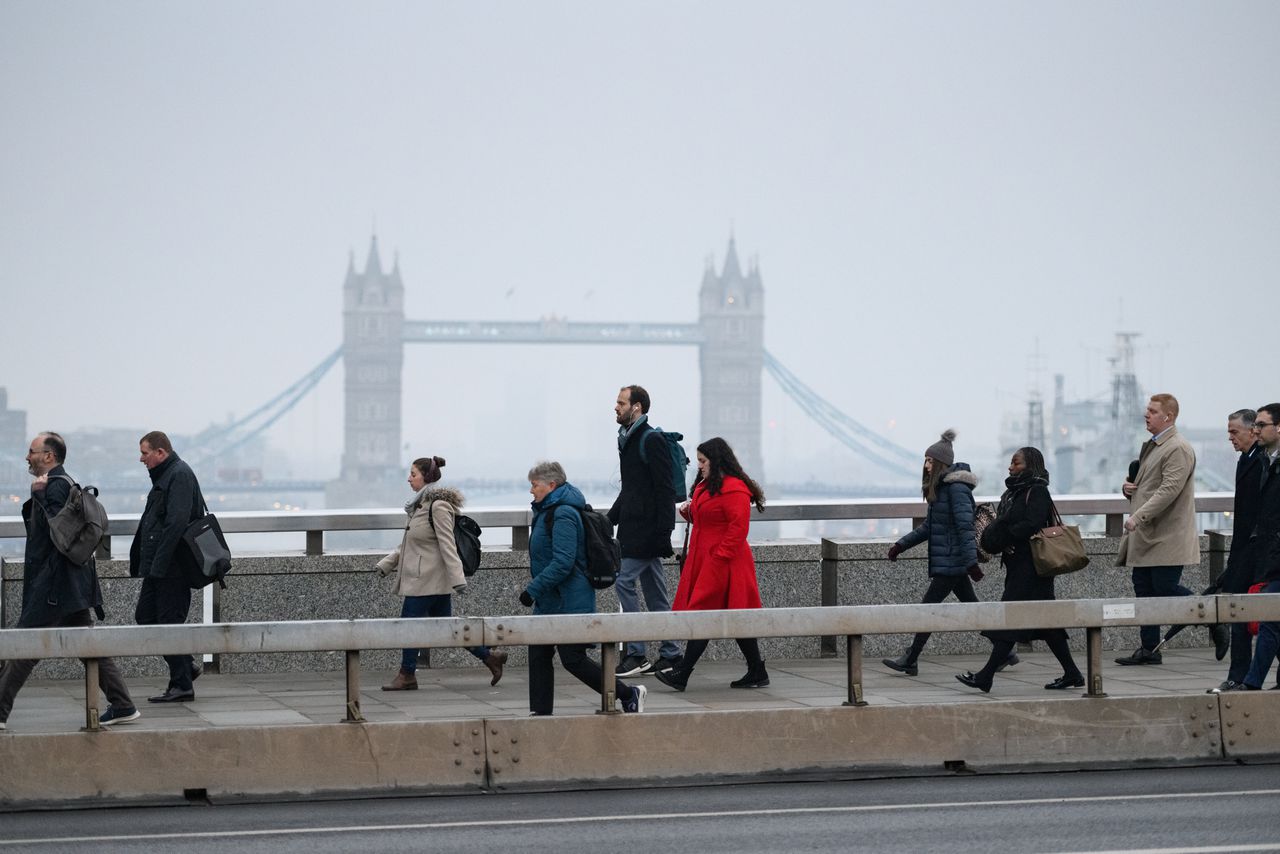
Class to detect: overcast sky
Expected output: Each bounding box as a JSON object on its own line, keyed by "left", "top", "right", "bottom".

{"left": 2, "top": 2, "right": 1277, "bottom": 491}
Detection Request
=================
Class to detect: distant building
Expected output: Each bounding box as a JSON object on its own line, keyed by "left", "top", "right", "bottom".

{"left": 0, "top": 388, "right": 27, "bottom": 484}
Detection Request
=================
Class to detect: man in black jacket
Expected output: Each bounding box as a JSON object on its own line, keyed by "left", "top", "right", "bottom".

{"left": 608, "top": 385, "right": 683, "bottom": 676}
{"left": 130, "top": 430, "right": 204, "bottom": 703}
{"left": 1209, "top": 409, "right": 1265, "bottom": 692}
{"left": 0, "top": 433, "right": 138, "bottom": 730}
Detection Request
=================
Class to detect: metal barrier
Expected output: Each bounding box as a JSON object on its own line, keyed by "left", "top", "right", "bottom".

{"left": 2, "top": 593, "right": 1276, "bottom": 732}
{"left": 0, "top": 494, "right": 1236, "bottom": 555}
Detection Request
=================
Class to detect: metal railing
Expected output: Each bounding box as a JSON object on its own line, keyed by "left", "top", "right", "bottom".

{"left": 0, "top": 494, "right": 1236, "bottom": 555}
{"left": 2, "top": 593, "right": 1275, "bottom": 733}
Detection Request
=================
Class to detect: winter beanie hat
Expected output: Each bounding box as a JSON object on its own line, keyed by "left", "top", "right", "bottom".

{"left": 925, "top": 429, "right": 957, "bottom": 466}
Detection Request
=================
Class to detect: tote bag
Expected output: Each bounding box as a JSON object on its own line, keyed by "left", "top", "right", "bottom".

{"left": 1030, "top": 498, "right": 1090, "bottom": 578}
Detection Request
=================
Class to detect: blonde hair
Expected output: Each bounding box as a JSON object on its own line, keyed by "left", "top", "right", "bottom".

{"left": 1150, "top": 393, "right": 1179, "bottom": 420}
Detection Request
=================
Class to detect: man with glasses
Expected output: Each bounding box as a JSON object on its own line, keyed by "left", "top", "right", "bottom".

{"left": 1116, "top": 394, "right": 1230, "bottom": 665}
{"left": 1224, "top": 403, "right": 1280, "bottom": 690}
{"left": 0, "top": 433, "right": 139, "bottom": 731}
{"left": 1208, "top": 409, "right": 1265, "bottom": 692}
{"left": 130, "top": 431, "right": 204, "bottom": 703}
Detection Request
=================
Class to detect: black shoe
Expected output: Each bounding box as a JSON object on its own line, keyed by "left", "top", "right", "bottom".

{"left": 615, "top": 655, "right": 651, "bottom": 677}
{"left": 654, "top": 667, "right": 690, "bottom": 692}
{"left": 191, "top": 663, "right": 202, "bottom": 682}
{"left": 1211, "top": 624, "right": 1230, "bottom": 661}
{"left": 882, "top": 650, "right": 919, "bottom": 677}
{"left": 730, "top": 666, "right": 770, "bottom": 689}
{"left": 1045, "top": 673, "right": 1085, "bottom": 690}
{"left": 1221, "top": 682, "right": 1260, "bottom": 692}
{"left": 996, "top": 651, "right": 1020, "bottom": 672}
{"left": 1208, "top": 680, "right": 1239, "bottom": 694}
{"left": 147, "top": 688, "right": 195, "bottom": 703}
{"left": 1115, "top": 647, "right": 1162, "bottom": 666}
{"left": 955, "top": 671, "right": 992, "bottom": 693}
{"left": 652, "top": 655, "right": 682, "bottom": 675}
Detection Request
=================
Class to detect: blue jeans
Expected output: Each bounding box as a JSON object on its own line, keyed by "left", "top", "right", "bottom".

{"left": 1243, "top": 579, "right": 1280, "bottom": 689}
{"left": 616, "top": 556, "right": 681, "bottom": 660}
{"left": 399, "top": 595, "right": 489, "bottom": 673}
{"left": 1131, "top": 565, "right": 1193, "bottom": 651}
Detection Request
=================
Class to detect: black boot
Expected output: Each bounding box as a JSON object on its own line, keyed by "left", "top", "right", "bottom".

{"left": 655, "top": 666, "right": 691, "bottom": 692}
{"left": 730, "top": 662, "right": 770, "bottom": 689}
{"left": 882, "top": 648, "right": 919, "bottom": 676}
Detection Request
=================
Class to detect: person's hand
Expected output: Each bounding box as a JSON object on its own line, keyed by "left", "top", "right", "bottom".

{"left": 1124, "top": 516, "right": 1137, "bottom": 533}
{"left": 30, "top": 474, "right": 47, "bottom": 493}
{"left": 967, "top": 565, "right": 984, "bottom": 582}
{"left": 1122, "top": 480, "right": 1137, "bottom": 498}
{"left": 375, "top": 564, "right": 390, "bottom": 577}
{"left": 886, "top": 544, "right": 902, "bottom": 562}
{"left": 453, "top": 584, "right": 467, "bottom": 595}
{"left": 519, "top": 590, "right": 534, "bottom": 607}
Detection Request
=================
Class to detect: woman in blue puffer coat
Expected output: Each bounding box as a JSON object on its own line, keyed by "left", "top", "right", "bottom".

{"left": 519, "top": 460, "right": 646, "bottom": 716}
{"left": 880, "top": 430, "right": 1009, "bottom": 676}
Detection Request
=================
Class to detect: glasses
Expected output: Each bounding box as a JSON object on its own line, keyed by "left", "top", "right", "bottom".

{"left": 1254, "top": 422, "right": 1275, "bottom": 430}
{"left": 26, "top": 448, "right": 50, "bottom": 456}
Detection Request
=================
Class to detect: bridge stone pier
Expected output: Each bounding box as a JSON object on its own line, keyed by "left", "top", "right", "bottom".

{"left": 327, "top": 234, "right": 765, "bottom": 505}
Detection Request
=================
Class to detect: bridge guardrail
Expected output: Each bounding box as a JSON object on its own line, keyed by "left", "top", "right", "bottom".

{"left": 0, "top": 494, "right": 1236, "bottom": 555}
{"left": 3, "top": 593, "right": 1275, "bottom": 732}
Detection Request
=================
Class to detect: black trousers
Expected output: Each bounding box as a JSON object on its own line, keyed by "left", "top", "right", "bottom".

{"left": 976, "top": 635, "right": 1081, "bottom": 683}
{"left": 135, "top": 576, "right": 196, "bottom": 693}
{"left": 681, "top": 637, "right": 764, "bottom": 672}
{"left": 528, "top": 643, "right": 631, "bottom": 716}
{"left": 908, "top": 575, "right": 978, "bottom": 656}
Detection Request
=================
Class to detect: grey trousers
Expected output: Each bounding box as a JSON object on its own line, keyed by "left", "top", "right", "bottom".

{"left": 0, "top": 609, "right": 134, "bottom": 723}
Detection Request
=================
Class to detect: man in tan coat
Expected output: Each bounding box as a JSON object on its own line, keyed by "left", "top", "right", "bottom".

{"left": 1115, "top": 394, "right": 1229, "bottom": 665}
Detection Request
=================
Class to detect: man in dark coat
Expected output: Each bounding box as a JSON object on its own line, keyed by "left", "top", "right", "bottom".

{"left": 607, "top": 385, "right": 682, "bottom": 677}
{"left": 130, "top": 430, "right": 204, "bottom": 703}
{"left": 1208, "top": 409, "right": 1265, "bottom": 692}
{"left": 0, "top": 432, "right": 138, "bottom": 730}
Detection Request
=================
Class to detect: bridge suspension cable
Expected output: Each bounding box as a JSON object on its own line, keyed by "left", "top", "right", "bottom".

{"left": 185, "top": 346, "right": 343, "bottom": 466}
{"left": 763, "top": 350, "right": 920, "bottom": 480}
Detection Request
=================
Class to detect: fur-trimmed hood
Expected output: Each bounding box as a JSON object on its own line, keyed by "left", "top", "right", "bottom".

{"left": 942, "top": 464, "right": 978, "bottom": 489}
{"left": 416, "top": 486, "right": 465, "bottom": 510}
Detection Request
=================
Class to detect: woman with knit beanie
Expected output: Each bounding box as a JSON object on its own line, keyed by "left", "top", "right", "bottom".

{"left": 881, "top": 430, "right": 1013, "bottom": 676}
{"left": 376, "top": 455, "right": 507, "bottom": 691}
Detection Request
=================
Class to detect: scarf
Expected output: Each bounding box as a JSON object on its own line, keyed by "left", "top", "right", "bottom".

{"left": 405, "top": 485, "right": 431, "bottom": 516}
{"left": 617, "top": 413, "right": 649, "bottom": 452}
{"left": 997, "top": 471, "right": 1048, "bottom": 517}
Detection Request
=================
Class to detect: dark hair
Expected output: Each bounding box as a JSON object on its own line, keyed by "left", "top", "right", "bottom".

{"left": 1015, "top": 446, "right": 1050, "bottom": 484}
{"left": 37, "top": 431, "right": 66, "bottom": 464}
{"left": 1256, "top": 404, "right": 1280, "bottom": 425}
{"left": 622, "top": 385, "right": 650, "bottom": 414}
{"left": 1230, "top": 409, "right": 1257, "bottom": 427}
{"left": 412, "top": 455, "right": 446, "bottom": 485}
{"left": 140, "top": 431, "right": 173, "bottom": 454}
{"left": 921, "top": 461, "right": 949, "bottom": 503}
{"left": 694, "top": 437, "right": 765, "bottom": 511}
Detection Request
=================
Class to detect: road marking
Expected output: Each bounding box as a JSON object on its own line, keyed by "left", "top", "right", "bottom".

{"left": 4, "top": 788, "right": 1280, "bottom": 846}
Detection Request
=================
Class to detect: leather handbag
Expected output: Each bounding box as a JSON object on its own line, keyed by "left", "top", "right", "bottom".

{"left": 182, "top": 499, "right": 232, "bottom": 589}
{"left": 1030, "top": 498, "right": 1090, "bottom": 578}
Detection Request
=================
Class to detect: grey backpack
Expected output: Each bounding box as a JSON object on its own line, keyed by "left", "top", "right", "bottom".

{"left": 45, "top": 474, "right": 109, "bottom": 566}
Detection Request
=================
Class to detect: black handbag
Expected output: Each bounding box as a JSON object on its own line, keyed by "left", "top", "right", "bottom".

{"left": 182, "top": 500, "right": 232, "bottom": 589}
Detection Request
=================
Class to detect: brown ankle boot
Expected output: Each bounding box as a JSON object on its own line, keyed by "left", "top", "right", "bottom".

{"left": 381, "top": 669, "right": 418, "bottom": 691}
{"left": 483, "top": 650, "right": 508, "bottom": 686}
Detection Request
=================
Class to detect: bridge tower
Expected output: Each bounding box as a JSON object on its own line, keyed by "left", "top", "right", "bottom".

{"left": 698, "top": 237, "right": 765, "bottom": 479}
{"left": 328, "top": 236, "right": 405, "bottom": 505}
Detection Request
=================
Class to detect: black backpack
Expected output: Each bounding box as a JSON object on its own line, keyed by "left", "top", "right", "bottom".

{"left": 427, "top": 500, "right": 482, "bottom": 578}
{"left": 544, "top": 504, "right": 621, "bottom": 589}
{"left": 639, "top": 427, "right": 691, "bottom": 501}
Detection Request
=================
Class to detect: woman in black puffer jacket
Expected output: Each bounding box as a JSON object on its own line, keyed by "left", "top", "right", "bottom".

{"left": 882, "top": 430, "right": 1003, "bottom": 676}
{"left": 955, "top": 446, "right": 1084, "bottom": 693}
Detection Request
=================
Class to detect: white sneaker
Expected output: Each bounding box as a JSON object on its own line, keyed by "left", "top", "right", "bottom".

{"left": 623, "top": 684, "right": 647, "bottom": 713}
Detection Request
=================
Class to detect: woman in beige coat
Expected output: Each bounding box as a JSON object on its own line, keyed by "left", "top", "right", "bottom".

{"left": 377, "top": 455, "right": 506, "bottom": 690}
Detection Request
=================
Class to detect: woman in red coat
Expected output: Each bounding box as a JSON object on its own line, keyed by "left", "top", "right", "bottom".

{"left": 655, "top": 437, "right": 769, "bottom": 692}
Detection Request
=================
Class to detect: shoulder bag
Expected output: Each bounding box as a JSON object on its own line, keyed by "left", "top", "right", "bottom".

{"left": 1030, "top": 496, "right": 1090, "bottom": 578}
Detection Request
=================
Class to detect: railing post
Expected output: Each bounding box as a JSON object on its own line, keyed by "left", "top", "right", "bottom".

{"left": 512, "top": 525, "right": 530, "bottom": 552}
{"left": 843, "top": 635, "right": 868, "bottom": 707}
{"left": 95, "top": 536, "right": 110, "bottom": 561}
{"left": 1085, "top": 626, "right": 1107, "bottom": 698}
{"left": 81, "top": 658, "right": 101, "bottom": 732}
{"left": 598, "top": 641, "right": 621, "bottom": 715}
{"left": 1105, "top": 513, "right": 1124, "bottom": 537}
{"left": 1207, "top": 531, "right": 1228, "bottom": 588}
{"left": 344, "top": 650, "right": 364, "bottom": 722}
{"left": 305, "top": 530, "right": 323, "bottom": 556}
{"left": 820, "top": 538, "right": 839, "bottom": 658}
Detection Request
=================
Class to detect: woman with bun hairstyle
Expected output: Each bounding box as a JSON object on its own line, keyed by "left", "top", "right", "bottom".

{"left": 956, "top": 446, "right": 1084, "bottom": 692}
{"left": 655, "top": 437, "right": 769, "bottom": 692}
{"left": 376, "top": 455, "right": 507, "bottom": 691}
{"left": 881, "top": 430, "right": 1011, "bottom": 676}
